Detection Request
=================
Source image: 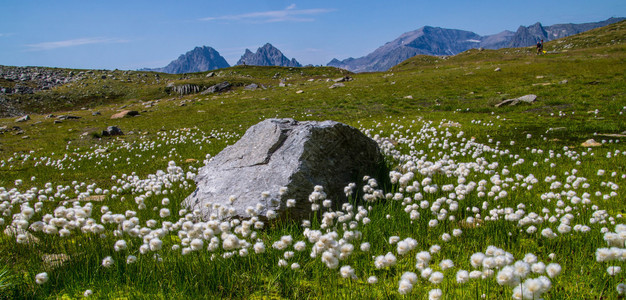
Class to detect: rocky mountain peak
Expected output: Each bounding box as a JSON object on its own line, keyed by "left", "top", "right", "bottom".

{"left": 236, "top": 43, "right": 302, "bottom": 67}
{"left": 143, "top": 46, "right": 230, "bottom": 74}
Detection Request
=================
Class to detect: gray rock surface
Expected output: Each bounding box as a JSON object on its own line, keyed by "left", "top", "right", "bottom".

{"left": 15, "top": 115, "right": 30, "bottom": 122}
{"left": 201, "top": 81, "right": 231, "bottom": 94}
{"left": 495, "top": 94, "right": 537, "bottom": 107}
{"left": 184, "top": 118, "right": 385, "bottom": 221}
{"left": 101, "top": 126, "right": 123, "bottom": 137}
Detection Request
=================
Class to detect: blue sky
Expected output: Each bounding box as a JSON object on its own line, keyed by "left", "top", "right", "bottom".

{"left": 0, "top": 0, "right": 624, "bottom": 70}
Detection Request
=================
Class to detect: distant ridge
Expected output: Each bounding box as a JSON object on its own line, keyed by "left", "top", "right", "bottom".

{"left": 142, "top": 46, "right": 230, "bottom": 74}
{"left": 328, "top": 17, "right": 625, "bottom": 72}
{"left": 236, "top": 43, "right": 302, "bottom": 67}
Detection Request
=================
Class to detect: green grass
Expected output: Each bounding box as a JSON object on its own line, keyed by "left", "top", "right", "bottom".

{"left": 0, "top": 21, "right": 625, "bottom": 299}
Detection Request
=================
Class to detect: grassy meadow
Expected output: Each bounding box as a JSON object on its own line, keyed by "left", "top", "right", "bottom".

{"left": 0, "top": 22, "right": 625, "bottom": 299}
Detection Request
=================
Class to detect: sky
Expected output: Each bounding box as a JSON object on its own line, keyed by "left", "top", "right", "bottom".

{"left": 0, "top": 0, "right": 624, "bottom": 70}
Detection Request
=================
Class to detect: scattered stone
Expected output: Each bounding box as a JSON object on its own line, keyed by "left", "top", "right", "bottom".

{"left": 22, "top": 136, "right": 29, "bottom": 139}
{"left": 57, "top": 115, "right": 81, "bottom": 120}
{"left": 54, "top": 120, "right": 62, "bottom": 124}
{"left": 278, "top": 82, "right": 286, "bottom": 87}
{"left": 185, "top": 158, "right": 198, "bottom": 163}
{"left": 495, "top": 94, "right": 537, "bottom": 107}
{"left": 244, "top": 83, "right": 258, "bottom": 91}
{"left": 201, "top": 81, "right": 231, "bottom": 94}
{"left": 581, "top": 139, "right": 602, "bottom": 147}
{"left": 329, "top": 83, "right": 344, "bottom": 89}
{"left": 547, "top": 127, "right": 567, "bottom": 132}
{"left": 532, "top": 82, "right": 552, "bottom": 86}
{"left": 441, "top": 122, "right": 461, "bottom": 128}
{"left": 494, "top": 67, "right": 501, "bottom": 72}
{"left": 206, "top": 72, "right": 215, "bottom": 78}
{"left": 15, "top": 115, "right": 30, "bottom": 122}
{"left": 184, "top": 118, "right": 385, "bottom": 221}
{"left": 101, "top": 126, "right": 124, "bottom": 137}
{"left": 536, "top": 75, "right": 544, "bottom": 79}
{"left": 333, "top": 76, "right": 353, "bottom": 83}
{"left": 45, "top": 114, "right": 55, "bottom": 119}
{"left": 403, "top": 95, "right": 413, "bottom": 99}
{"left": 92, "top": 111, "right": 101, "bottom": 116}
{"left": 83, "top": 195, "right": 106, "bottom": 202}
{"left": 111, "top": 110, "right": 139, "bottom": 119}
{"left": 559, "top": 79, "right": 568, "bottom": 84}
{"left": 296, "top": 90, "right": 304, "bottom": 94}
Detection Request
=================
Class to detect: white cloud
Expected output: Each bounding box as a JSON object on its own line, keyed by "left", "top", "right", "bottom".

{"left": 25, "top": 37, "right": 129, "bottom": 50}
{"left": 200, "top": 4, "right": 334, "bottom": 23}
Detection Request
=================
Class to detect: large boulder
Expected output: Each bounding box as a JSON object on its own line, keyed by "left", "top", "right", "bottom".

{"left": 184, "top": 118, "right": 385, "bottom": 221}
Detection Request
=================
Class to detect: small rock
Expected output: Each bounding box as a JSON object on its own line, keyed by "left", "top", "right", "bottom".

{"left": 581, "top": 139, "right": 602, "bottom": 147}
{"left": 495, "top": 94, "right": 537, "bottom": 107}
{"left": 333, "top": 76, "right": 353, "bottom": 83}
{"left": 54, "top": 120, "right": 62, "bottom": 124}
{"left": 559, "top": 79, "right": 568, "bottom": 84}
{"left": 201, "top": 81, "right": 231, "bottom": 94}
{"left": 92, "top": 111, "right": 101, "bottom": 116}
{"left": 296, "top": 90, "right": 304, "bottom": 94}
{"left": 185, "top": 158, "right": 198, "bottom": 163}
{"left": 15, "top": 115, "right": 30, "bottom": 122}
{"left": 111, "top": 110, "right": 139, "bottom": 119}
{"left": 244, "top": 83, "right": 258, "bottom": 91}
{"left": 22, "top": 136, "right": 29, "bottom": 139}
{"left": 494, "top": 67, "right": 501, "bottom": 72}
{"left": 329, "top": 83, "right": 345, "bottom": 89}
{"left": 57, "top": 115, "right": 81, "bottom": 120}
{"left": 206, "top": 72, "right": 215, "bottom": 78}
{"left": 403, "top": 95, "right": 413, "bottom": 99}
{"left": 441, "top": 122, "right": 461, "bottom": 128}
{"left": 101, "top": 126, "right": 124, "bottom": 137}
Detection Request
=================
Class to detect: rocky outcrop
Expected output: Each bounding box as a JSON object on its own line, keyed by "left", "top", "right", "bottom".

{"left": 236, "top": 43, "right": 302, "bottom": 67}
{"left": 183, "top": 118, "right": 386, "bottom": 221}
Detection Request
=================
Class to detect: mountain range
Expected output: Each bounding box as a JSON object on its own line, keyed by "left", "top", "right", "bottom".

{"left": 144, "top": 17, "right": 624, "bottom": 74}
{"left": 328, "top": 17, "right": 624, "bottom": 72}
{"left": 143, "top": 43, "right": 300, "bottom": 74}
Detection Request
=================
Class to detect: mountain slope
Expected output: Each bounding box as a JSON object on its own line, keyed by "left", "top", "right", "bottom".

{"left": 328, "top": 17, "right": 625, "bottom": 72}
{"left": 144, "top": 46, "right": 230, "bottom": 74}
{"left": 236, "top": 43, "right": 302, "bottom": 67}
{"left": 508, "top": 17, "right": 625, "bottom": 47}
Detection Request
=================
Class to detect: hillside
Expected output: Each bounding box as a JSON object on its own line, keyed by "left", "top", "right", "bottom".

{"left": 0, "top": 21, "right": 625, "bottom": 299}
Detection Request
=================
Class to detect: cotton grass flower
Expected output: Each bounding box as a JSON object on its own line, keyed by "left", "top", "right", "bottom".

{"left": 114, "top": 240, "right": 127, "bottom": 252}
{"left": 456, "top": 270, "right": 469, "bottom": 283}
{"left": 429, "top": 271, "right": 444, "bottom": 284}
{"left": 546, "top": 263, "right": 562, "bottom": 278}
{"left": 398, "top": 279, "right": 413, "bottom": 295}
{"left": 367, "top": 276, "right": 378, "bottom": 284}
{"left": 428, "top": 288, "right": 443, "bottom": 300}
{"left": 340, "top": 265, "right": 356, "bottom": 279}
{"left": 102, "top": 256, "right": 114, "bottom": 268}
{"left": 607, "top": 266, "right": 622, "bottom": 276}
{"left": 35, "top": 272, "right": 48, "bottom": 285}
